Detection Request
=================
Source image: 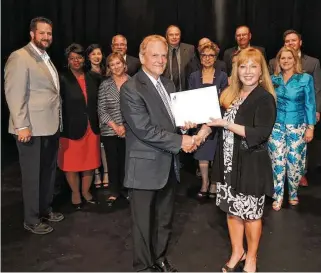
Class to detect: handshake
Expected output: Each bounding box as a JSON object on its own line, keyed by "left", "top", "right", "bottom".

{"left": 180, "top": 123, "right": 212, "bottom": 153}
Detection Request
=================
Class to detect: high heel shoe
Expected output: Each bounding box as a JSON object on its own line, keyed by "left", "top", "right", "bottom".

{"left": 72, "top": 202, "right": 83, "bottom": 210}
{"left": 222, "top": 251, "right": 246, "bottom": 272}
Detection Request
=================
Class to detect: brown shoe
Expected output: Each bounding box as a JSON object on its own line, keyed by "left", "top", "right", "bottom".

{"left": 23, "top": 222, "right": 53, "bottom": 235}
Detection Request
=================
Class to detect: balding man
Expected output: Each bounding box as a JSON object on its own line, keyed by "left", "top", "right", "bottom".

{"left": 223, "top": 25, "right": 266, "bottom": 75}
{"left": 163, "top": 25, "right": 195, "bottom": 91}
{"left": 111, "top": 34, "right": 140, "bottom": 76}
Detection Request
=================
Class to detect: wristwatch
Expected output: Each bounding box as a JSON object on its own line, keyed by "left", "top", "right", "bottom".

{"left": 307, "top": 125, "right": 314, "bottom": 130}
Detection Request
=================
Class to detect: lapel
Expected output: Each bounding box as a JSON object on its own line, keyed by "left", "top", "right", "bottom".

{"left": 66, "top": 71, "right": 87, "bottom": 106}
{"left": 25, "top": 43, "right": 58, "bottom": 92}
{"left": 137, "top": 70, "right": 175, "bottom": 128}
{"left": 179, "top": 43, "right": 188, "bottom": 70}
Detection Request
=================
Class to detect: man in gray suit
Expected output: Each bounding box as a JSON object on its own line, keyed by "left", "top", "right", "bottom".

{"left": 120, "top": 35, "right": 198, "bottom": 272}
{"left": 4, "top": 17, "right": 64, "bottom": 235}
{"left": 163, "top": 25, "right": 196, "bottom": 91}
{"left": 223, "top": 25, "right": 266, "bottom": 75}
{"left": 269, "top": 29, "right": 321, "bottom": 185}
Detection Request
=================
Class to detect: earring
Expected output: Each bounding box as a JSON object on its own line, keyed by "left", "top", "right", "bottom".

{"left": 259, "top": 76, "right": 263, "bottom": 83}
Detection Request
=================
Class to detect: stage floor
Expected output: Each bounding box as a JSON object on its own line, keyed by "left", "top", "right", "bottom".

{"left": 1, "top": 160, "right": 321, "bottom": 272}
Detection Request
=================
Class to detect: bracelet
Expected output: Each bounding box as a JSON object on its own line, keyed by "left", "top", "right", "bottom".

{"left": 307, "top": 125, "right": 314, "bottom": 130}
{"left": 224, "top": 121, "right": 231, "bottom": 130}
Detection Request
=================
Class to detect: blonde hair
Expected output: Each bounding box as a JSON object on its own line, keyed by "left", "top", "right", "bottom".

{"left": 139, "top": 35, "right": 168, "bottom": 56}
{"left": 220, "top": 47, "right": 276, "bottom": 109}
{"left": 274, "top": 46, "right": 302, "bottom": 75}
{"left": 198, "top": 41, "right": 220, "bottom": 56}
{"left": 105, "top": 52, "right": 127, "bottom": 76}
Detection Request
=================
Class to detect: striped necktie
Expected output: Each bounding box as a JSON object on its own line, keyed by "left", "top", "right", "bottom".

{"left": 155, "top": 81, "right": 175, "bottom": 126}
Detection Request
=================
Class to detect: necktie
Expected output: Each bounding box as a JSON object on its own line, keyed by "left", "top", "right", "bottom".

{"left": 156, "top": 81, "right": 175, "bottom": 126}
{"left": 171, "top": 48, "right": 180, "bottom": 90}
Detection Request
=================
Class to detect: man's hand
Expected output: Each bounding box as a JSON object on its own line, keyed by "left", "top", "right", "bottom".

{"left": 181, "top": 121, "right": 197, "bottom": 131}
{"left": 304, "top": 128, "right": 314, "bottom": 143}
{"left": 316, "top": 112, "right": 320, "bottom": 123}
{"left": 181, "top": 135, "right": 197, "bottom": 153}
{"left": 16, "top": 128, "right": 32, "bottom": 143}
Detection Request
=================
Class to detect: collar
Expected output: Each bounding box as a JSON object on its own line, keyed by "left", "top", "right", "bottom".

{"left": 142, "top": 68, "right": 160, "bottom": 86}
{"left": 30, "top": 42, "right": 50, "bottom": 61}
{"left": 237, "top": 44, "right": 250, "bottom": 50}
{"left": 169, "top": 44, "right": 180, "bottom": 51}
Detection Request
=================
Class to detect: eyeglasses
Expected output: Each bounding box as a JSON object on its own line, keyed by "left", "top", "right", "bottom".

{"left": 113, "top": 43, "right": 127, "bottom": 47}
{"left": 236, "top": 33, "right": 249, "bottom": 38}
{"left": 200, "top": 54, "right": 216, "bottom": 59}
{"left": 68, "top": 56, "right": 83, "bottom": 61}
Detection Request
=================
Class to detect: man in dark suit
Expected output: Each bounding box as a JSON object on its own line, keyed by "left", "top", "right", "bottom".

{"left": 163, "top": 25, "right": 196, "bottom": 91}
{"left": 223, "top": 25, "right": 266, "bottom": 75}
{"left": 269, "top": 29, "right": 321, "bottom": 184}
{"left": 111, "top": 34, "right": 140, "bottom": 76}
{"left": 4, "top": 17, "right": 64, "bottom": 235}
{"left": 187, "top": 37, "right": 227, "bottom": 77}
{"left": 120, "top": 35, "right": 198, "bottom": 272}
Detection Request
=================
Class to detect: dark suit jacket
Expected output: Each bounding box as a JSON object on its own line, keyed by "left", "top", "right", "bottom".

{"left": 126, "top": 54, "right": 141, "bottom": 77}
{"left": 269, "top": 54, "right": 321, "bottom": 112}
{"left": 223, "top": 45, "right": 267, "bottom": 76}
{"left": 120, "top": 70, "right": 182, "bottom": 190}
{"left": 163, "top": 42, "right": 195, "bottom": 91}
{"left": 60, "top": 71, "right": 100, "bottom": 140}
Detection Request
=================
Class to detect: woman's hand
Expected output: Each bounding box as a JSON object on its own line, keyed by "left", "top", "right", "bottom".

{"left": 206, "top": 118, "right": 226, "bottom": 127}
{"left": 181, "top": 121, "right": 197, "bottom": 131}
{"left": 304, "top": 128, "right": 314, "bottom": 143}
{"left": 117, "top": 125, "right": 126, "bottom": 138}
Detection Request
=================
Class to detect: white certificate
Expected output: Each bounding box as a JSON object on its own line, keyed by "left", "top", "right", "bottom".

{"left": 170, "top": 86, "right": 221, "bottom": 126}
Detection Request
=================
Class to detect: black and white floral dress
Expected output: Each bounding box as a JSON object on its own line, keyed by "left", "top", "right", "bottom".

{"left": 216, "top": 98, "right": 265, "bottom": 220}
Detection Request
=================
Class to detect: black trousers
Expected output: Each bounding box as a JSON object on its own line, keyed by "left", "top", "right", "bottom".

{"left": 129, "top": 164, "right": 177, "bottom": 271}
{"left": 101, "top": 135, "right": 125, "bottom": 196}
{"left": 15, "top": 132, "right": 59, "bottom": 225}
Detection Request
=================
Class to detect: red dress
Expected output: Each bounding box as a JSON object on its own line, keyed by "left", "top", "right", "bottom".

{"left": 58, "top": 77, "right": 100, "bottom": 172}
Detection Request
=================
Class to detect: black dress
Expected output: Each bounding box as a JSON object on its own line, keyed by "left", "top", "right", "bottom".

{"left": 212, "top": 86, "right": 276, "bottom": 220}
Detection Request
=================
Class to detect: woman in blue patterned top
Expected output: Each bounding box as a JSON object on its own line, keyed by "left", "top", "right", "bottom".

{"left": 268, "top": 46, "right": 316, "bottom": 211}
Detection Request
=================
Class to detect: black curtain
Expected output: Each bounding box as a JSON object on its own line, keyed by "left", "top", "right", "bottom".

{"left": 2, "top": 0, "right": 321, "bottom": 151}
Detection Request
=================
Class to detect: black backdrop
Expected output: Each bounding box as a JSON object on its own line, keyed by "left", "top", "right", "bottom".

{"left": 1, "top": 0, "right": 321, "bottom": 149}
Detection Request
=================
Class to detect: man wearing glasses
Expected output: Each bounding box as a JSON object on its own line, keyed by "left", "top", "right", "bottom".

{"left": 223, "top": 25, "right": 266, "bottom": 75}
{"left": 111, "top": 34, "right": 140, "bottom": 76}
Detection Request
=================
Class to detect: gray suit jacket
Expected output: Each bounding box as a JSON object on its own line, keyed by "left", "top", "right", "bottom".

{"left": 223, "top": 45, "right": 266, "bottom": 76}
{"left": 4, "top": 43, "right": 60, "bottom": 136}
{"left": 163, "top": 42, "right": 195, "bottom": 91}
{"left": 269, "top": 54, "right": 321, "bottom": 112}
{"left": 120, "top": 70, "right": 182, "bottom": 190}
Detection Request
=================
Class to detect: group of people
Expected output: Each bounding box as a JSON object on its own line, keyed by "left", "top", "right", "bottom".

{"left": 4, "top": 16, "right": 320, "bottom": 272}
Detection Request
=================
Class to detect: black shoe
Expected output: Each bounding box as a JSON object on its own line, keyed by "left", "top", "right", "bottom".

{"left": 106, "top": 196, "right": 118, "bottom": 207}
{"left": 42, "top": 212, "right": 64, "bottom": 222}
{"left": 85, "top": 197, "right": 99, "bottom": 205}
{"left": 155, "top": 259, "right": 178, "bottom": 272}
{"left": 72, "top": 202, "right": 83, "bottom": 210}
{"left": 222, "top": 251, "right": 246, "bottom": 272}
{"left": 138, "top": 265, "right": 161, "bottom": 272}
{"left": 23, "top": 222, "right": 53, "bottom": 235}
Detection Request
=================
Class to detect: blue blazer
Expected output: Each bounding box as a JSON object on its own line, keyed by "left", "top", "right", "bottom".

{"left": 271, "top": 73, "right": 316, "bottom": 125}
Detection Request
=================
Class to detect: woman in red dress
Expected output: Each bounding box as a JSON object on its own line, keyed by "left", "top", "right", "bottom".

{"left": 58, "top": 43, "right": 100, "bottom": 209}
